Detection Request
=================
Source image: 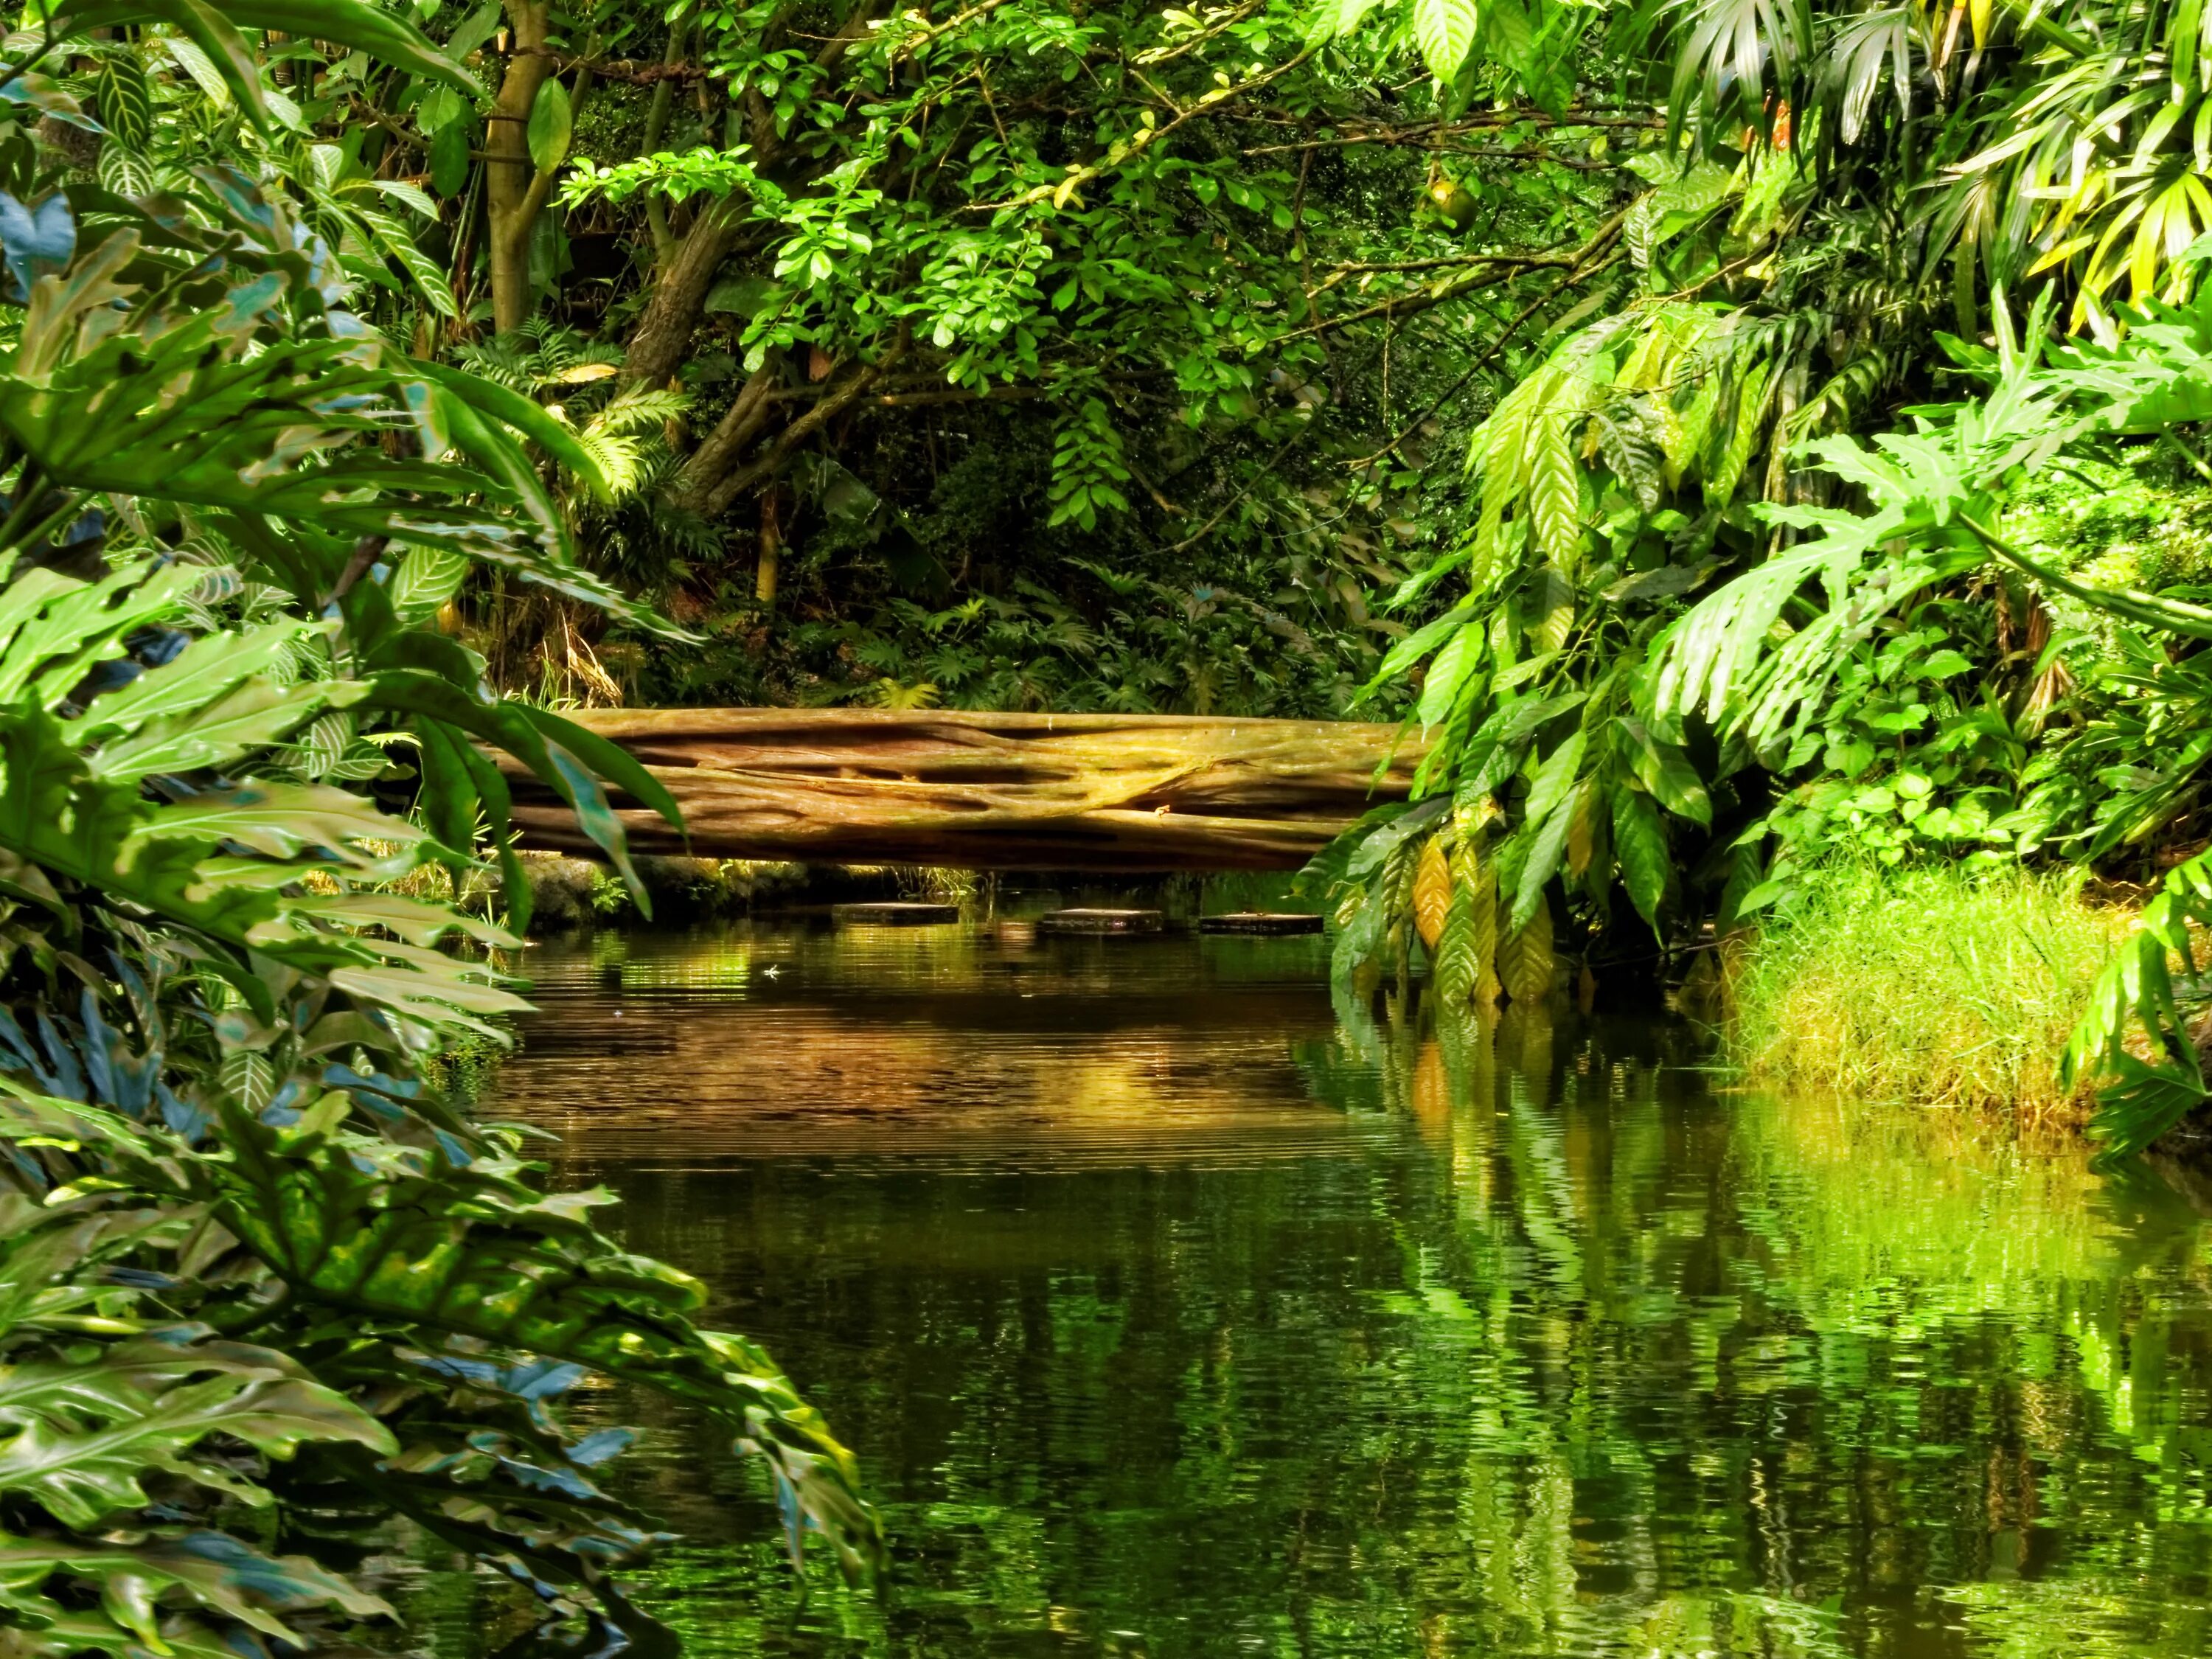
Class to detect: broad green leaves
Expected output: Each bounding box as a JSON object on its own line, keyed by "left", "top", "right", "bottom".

{"left": 1413, "top": 0, "right": 1480, "bottom": 80}
{"left": 528, "top": 77, "right": 574, "bottom": 175}
{"left": 1610, "top": 787, "right": 1669, "bottom": 925}
{"left": 56, "top": 0, "right": 476, "bottom": 131}
{"left": 0, "top": 1359, "right": 391, "bottom": 1528}
{"left": 0, "top": 26, "right": 882, "bottom": 1655}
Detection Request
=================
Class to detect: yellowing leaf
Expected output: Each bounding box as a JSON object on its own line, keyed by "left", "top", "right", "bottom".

{"left": 1413, "top": 834, "right": 1453, "bottom": 950}
{"left": 1498, "top": 894, "right": 1555, "bottom": 1006}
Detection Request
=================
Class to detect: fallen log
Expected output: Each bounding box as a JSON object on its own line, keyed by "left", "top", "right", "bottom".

{"left": 499, "top": 708, "right": 1425, "bottom": 872}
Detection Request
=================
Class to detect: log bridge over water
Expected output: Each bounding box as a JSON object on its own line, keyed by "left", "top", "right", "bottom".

{"left": 502, "top": 709, "right": 1426, "bottom": 872}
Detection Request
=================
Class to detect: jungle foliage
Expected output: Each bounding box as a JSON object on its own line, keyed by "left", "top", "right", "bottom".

{"left": 0, "top": 6, "right": 878, "bottom": 1659}
{"left": 43, "top": 0, "right": 2212, "bottom": 1651}
{"left": 82, "top": 0, "right": 2212, "bottom": 1149}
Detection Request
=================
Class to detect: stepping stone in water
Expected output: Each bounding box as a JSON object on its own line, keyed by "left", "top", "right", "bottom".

{"left": 1197, "top": 912, "right": 1324, "bottom": 936}
{"left": 1037, "top": 908, "right": 1164, "bottom": 935}
{"left": 832, "top": 901, "right": 961, "bottom": 925}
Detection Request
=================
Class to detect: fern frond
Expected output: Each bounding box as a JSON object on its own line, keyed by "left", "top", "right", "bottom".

{"left": 588, "top": 386, "right": 694, "bottom": 437}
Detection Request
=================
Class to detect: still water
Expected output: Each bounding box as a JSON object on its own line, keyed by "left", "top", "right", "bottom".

{"left": 420, "top": 921, "right": 2212, "bottom": 1658}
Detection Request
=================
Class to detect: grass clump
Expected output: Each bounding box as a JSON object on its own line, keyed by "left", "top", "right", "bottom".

{"left": 1724, "top": 863, "right": 2136, "bottom": 1120}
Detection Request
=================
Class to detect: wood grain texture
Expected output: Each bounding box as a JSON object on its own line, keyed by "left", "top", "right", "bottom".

{"left": 499, "top": 708, "right": 1426, "bottom": 871}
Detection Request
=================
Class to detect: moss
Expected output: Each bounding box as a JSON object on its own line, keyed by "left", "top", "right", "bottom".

{"left": 1722, "top": 862, "right": 2137, "bottom": 1123}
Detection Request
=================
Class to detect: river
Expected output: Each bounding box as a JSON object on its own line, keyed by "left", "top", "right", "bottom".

{"left": 403, "top": 918, "right": 2212, "bottom": 1658}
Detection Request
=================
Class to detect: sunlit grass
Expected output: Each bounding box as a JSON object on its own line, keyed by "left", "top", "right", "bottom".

{"left": 1724, "top": 863, "right": 2138, "bottom": 1122}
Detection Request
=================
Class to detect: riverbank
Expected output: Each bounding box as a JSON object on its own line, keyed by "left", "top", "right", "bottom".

{"left": 515, "top": 851, "right": 2160, "bottom": 1138}
{"left": 1719, "top": 864, "right": 2138, "bottom": 1126}
{"left": 512, "top": 852, "right": 1314, "bottom": 932}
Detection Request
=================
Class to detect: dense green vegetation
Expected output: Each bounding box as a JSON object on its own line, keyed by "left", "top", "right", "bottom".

{"left": 1719, "top": 863, "right": 2135, "bottom": 1118}
{"left": 20, "top": 0, "right": 2212, "bottom": 1652}
{"left": 0, "top": 8, "right": 878, "bottom": 1659}
{"left": 269, "top": 0, "right": 2212, "bottom": 1148}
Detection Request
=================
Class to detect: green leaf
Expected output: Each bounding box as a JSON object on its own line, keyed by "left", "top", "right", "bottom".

{"left": 1497, "top": 891, "right": 1554, "bottom": 1004}
{"left": 445, "top": 0, "right": 502, "bottom": 58}
{"left": 1412, "top": 0, "right": 1481, "bottom": 80}
{"left": 1357, "top": 604, "right": 1474, "bottom": 700}
{"left": 2088, "top": 1051, "right": 2211, "bottom": 1162}
{"left": 119, "top": 0, "right": 270, "bottom": 126}
{"left": 514, "top": 706, "right": 685, "bottom": 835}
{"left": 68, "top": 620, "right": 324, "bottom": 745}
{"left": 1416, "top": 622, "right": 1484, "bottom": 728}
{"left": 1512, "top": 789, "right": 1574, "bottom": 936}
{"left": 1615, "top": 717, "right": 1711, "bottom": 826}
{"left": 1345, "top": 797, "right": 1449, "bottom": 880}
{"left": 406, "top": 358, "right": 613, "bottom": 509}
{"left": 389, "top": 546, "right": 471, "bottom": 625}
{"left": 528, "top": 77, "right": 574, "bottom": 176}
{"left": 1312, "top": 0, "right": 1382, "bottom": 39}
{"left": 124, "top": 780, "right": 419, "bottom": 863}
{"left": 360, "top": 208, "right": 460, "bottom": 318}
{"left": 1610, "top": 785, "right": 1669, "bottom": 926}
{"left": 1527, "top": 417, "right": 1583, "bottom": 567}
{"left": 0, "top": 1369, "right": 392, "bottom": 1528}
{"left": 92, "top": 680, "right": 364, "bottom": 783}
{"left": 0, "top": 1531, "right": 393, "bottom": 1645}
{"left": 94, "top": 56, "right": 152, "bottom": 150}
{"left": 431, "top": 116, "right": 473, "bottom": 198}
{"left": 1522, "top": 727, "right": 1587, "bottom": 831}
{"left": 61, "top": 0, "right": 483, "bottom": 94}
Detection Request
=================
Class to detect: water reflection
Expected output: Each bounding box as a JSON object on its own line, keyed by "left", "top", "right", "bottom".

{"left": 414, "top": 922, "right": 2212, "bottom": 1658}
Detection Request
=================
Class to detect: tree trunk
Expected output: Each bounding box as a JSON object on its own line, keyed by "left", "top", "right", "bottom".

{"left": 497, "top": 708, "right": 1427, "bottom": 872}
{"left": 669, "top": 345, "right": 782, "bottom": 501}
{"left": 677, "top": 338, "right": 906, "bottom": 515}
{"left": 486, "top": 0, "right": 552, "bottom": 335}
{"left": 755, "top": 489, "right": 780, "bottom": 602}
{"left": 620, "top": 5, "right": 883, "bottom": 389}
{"left": 622, "top": 197, "right": 745, "bottom": 385}
{"left": 641, "top": 22, "right": 688, "bottom": 262}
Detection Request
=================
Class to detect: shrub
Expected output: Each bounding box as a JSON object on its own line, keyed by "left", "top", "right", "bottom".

{"left": 0, "top": 13, "right": 878, "bottom": 1659}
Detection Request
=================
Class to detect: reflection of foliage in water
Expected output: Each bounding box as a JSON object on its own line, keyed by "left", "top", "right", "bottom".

{"left": 423, "top": 933, "right": 2212, "bottom": 1658}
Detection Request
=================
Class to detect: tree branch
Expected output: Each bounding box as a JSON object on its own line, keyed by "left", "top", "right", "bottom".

{"left": 1273, "top": 205, "right": 1630, "bottom": 348}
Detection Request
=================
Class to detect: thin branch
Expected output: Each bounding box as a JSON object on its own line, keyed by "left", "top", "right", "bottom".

{"left": 880, "top": 0, "right": 1018, "bottom": 55}
{"left": 700, "top": 332, "right": 914, "bottom": 516}
{"left": 963, "top": 45, "right": 1319, "bottom": 214}
{"left": 1274, "top": 205, "right": 1630, "bottom": 348}
{"left": 1127, "top": 0, "right": 1264, "bottom": 69}
{"left": 512, "top": 48, "right": 714, "bottom": 85}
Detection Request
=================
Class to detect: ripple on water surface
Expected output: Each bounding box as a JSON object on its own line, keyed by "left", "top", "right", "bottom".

{"left": 402, "top": 920, "right": 2212, "bottom": 1659}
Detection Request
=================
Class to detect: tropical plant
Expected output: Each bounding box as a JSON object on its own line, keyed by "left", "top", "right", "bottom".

{"left": 0, "top": 4, "right": 879, "bottom": 1655}
{"left": 1298, "top": 0, "right": 2212, "bottom": 1001}
{"left": 1621, "top": 265, "right": 2212, "bottom": 1154}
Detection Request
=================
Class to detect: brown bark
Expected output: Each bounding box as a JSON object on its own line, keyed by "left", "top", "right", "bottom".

{"left": 641, "top": 23, "right": 689, "bottom": 263}
{"left": 678, "top": 335, "right": 908, "bottom": 516}
{"left": 669, "top": 347, "right": 783, "bottom": 507}
{"left": 620, "top": 4, "right": 886, "bottom": 390}
{"left": 497, "top": 708, "right": 1427, "bottom": 872}
{"left": 755, "top": 489, "right": 780, "bottom": 602}
{"left": 486, "top": 0, "right": 555, "bottom": 335}
{"left": 622, "top": 196, "right": 747, "bottom": 385}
